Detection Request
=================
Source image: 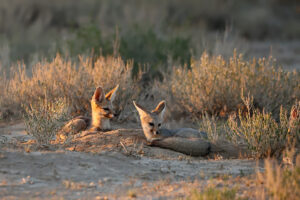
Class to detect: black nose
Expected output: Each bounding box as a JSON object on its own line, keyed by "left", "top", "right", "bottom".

{"left": 114, "top": 111, "right": 120, "bottom": 117}
{"left": 155, "top": 130, "right": 160, "bottom": 135}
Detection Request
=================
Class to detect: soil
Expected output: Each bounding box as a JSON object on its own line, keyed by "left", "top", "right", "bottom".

{"left": 0, "top": 122, "right": 261, "bottom": 199}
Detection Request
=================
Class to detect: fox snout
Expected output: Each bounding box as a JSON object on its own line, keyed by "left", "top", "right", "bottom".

{"left": 104, "top": 112, "right": 114, "bottom": 119}
{"left": 101, "top": 107, "right": 116, "bottom": 119}
{"left": 151, "top": 128, "right": 160, "bottom": 135}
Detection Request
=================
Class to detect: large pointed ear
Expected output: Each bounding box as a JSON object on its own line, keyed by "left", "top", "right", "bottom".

{"left": 92, "top": 87, "right": 104, "bottom": 102}
{"left": 105, "top": 84, "right": 119, "bottom": 102}
{"left": 152, "top": 100, "right": 166, "bottom": 119}
{"left": 133, "top": 101, "right": 150, "bottom": 118}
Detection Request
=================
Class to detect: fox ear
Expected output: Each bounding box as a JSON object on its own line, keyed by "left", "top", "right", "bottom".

{"left": 93, "top": 87, "right": 104, "bottom": 102}
{"left": 105, "top": 84, "right": 119, "bottom": 102}
{"left": 133, "top": 101, "right": 149, "bottom": 117}
{"left": 152, "top": 100, "right": 166, "bottom": 119}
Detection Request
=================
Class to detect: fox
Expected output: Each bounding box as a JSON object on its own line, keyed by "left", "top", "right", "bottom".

{"left": 133, "top": 100, "right": 211, "bottom": 156}
{"left": 133, "top": 100, "right": 243, "bottom": 157}
{"left": 57, "top": 85, "right": 119, "bottom": 141}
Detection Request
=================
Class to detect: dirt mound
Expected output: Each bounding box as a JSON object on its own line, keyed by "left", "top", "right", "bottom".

{"left": 58, "top": 129, "right": 190, "bottom": 160}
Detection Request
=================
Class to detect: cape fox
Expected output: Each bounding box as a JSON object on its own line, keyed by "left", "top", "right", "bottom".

{"left": 133, "top": 100, "right": 211, "bottom": 156}
{"left": 90, "top": 85, "right": 119, "bottom": 131}
{"left": 57, "top": 85, "right": 119, "bottom": 140}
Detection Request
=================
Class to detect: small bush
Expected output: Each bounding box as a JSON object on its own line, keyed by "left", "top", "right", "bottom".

{"left": 169, "top": 51, "right": 300, "bottom": 118}
{"left": 23, "top": 98, "right": 69, "bottom": 145}
{"left": 227, "top": 97, "right": 299, "bottom": 158}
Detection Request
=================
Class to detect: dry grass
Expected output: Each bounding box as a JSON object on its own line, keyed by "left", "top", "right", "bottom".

{"left": 0, "top": 54, "right": 134, "bottom": 119}
{"left": 227, "top": 98, "right": 299, "bottom": 158}
{"left": 184, "top": 152, "right": 300, "bottom": 200}
{"left": 168, "top": 51, "right": 300, "bottom": 118}
{"left": 256, "top": 154, "right": 300, "bottom": 200}
{"left": 23, "top": 98, "right": 69, "bottom": 145}
{"left": 197, "top": 98, "right": 299, "bottom": 158}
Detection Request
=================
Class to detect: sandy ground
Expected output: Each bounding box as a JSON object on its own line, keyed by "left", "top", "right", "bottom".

{"left": 0, "top": 123, "right": 261, "bottom": 199}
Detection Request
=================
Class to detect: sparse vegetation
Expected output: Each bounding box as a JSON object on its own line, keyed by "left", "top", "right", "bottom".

{"left": 0, "top": 1, "right": 299, "bottom": 199}
{"left": 198, "top": 98, "right": 299, "bottom": 158}
{"left": 23, "top": 98, "right": 69, "bottom": 145}
{"left": 227, "top": 98, "right": 299, "bottom": 158}
{"left": 1, "top": 51, "right": 299, "bottom": 159}
{"left": 168, "top": 51, "right": 299, "bottom": 118}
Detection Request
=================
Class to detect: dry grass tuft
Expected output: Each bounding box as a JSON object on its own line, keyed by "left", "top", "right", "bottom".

{"left": 168, "top": 51, "right": 300, "bottom": 118}
{"left": 23, "top": 98, "right": 69, "bottom": 145}
{"left": 227, "top": 98, "right": 299, "bottom": 158}
{"left": 197, "top": 98, "right": 299, "bottom": 158}
{"left": 256, "top": 154, "right": 300, "bottom": 200}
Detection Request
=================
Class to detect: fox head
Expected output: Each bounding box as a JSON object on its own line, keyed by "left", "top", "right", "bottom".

{"left": 91, "top": 85, "right": 119, "bottom": 130}
{"left": 133, "top": 100, "right": 166, "bottom": 142}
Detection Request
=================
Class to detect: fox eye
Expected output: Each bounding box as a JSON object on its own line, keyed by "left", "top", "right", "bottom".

{"left": 158, "top": 123, "right": 161, "bottom": 127}
{"left": 149, "top": 122, "right": 154, "bottom": 126}
{"left": 103, "top": 107, "right": 110, "bottom": 111}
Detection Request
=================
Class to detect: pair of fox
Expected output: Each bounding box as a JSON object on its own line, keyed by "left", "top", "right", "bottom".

{"left": 58, "top": 85, "right": 236, "bottom": 156}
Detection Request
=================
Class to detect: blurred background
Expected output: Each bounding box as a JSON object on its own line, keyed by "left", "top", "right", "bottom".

{"left": 0, "top": 0, "right": 299, "bottom": 70}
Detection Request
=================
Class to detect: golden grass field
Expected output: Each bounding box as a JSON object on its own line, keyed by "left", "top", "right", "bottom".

{"left": 0, "top": 0, "right": 299, "bottom": 199}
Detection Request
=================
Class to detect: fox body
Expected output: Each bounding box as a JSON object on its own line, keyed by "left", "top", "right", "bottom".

{"left": 133, "top": 101, "right": 210, "bottom": 156}
{"left": 57, "top": 85, "right": 119, "bottom": 140}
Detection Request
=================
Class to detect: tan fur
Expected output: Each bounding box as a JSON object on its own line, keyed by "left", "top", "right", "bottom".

{"left": 133, "top": 100, "right": 245, "bottom": 157}
{"left": 57, "top": 85, "right": 119, "bottom": 140}
{"left": 90, "top": 85, "right": 119, "bottom": 130}
{"left": 133, "top": 100, "right": 210, "bottom": 156}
